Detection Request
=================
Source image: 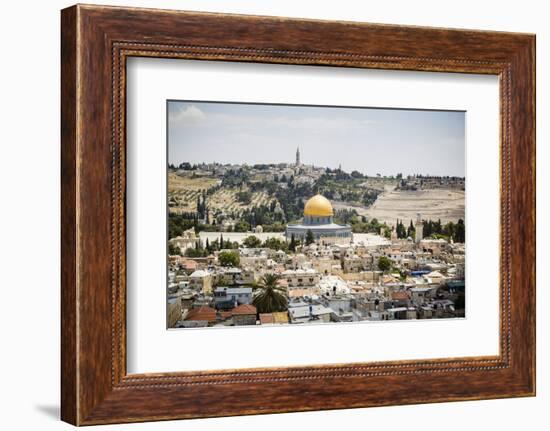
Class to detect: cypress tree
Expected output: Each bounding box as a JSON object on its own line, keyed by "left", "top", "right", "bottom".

{"left": 305, "top": 229, "right": 315, "bottom": 246}
{"left": 289, "top": 234, "right": 296, "bottom": 252}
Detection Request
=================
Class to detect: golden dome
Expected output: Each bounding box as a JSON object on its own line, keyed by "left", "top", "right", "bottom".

{"left": 304, "top": 194, "right": 333, "bottom": 217}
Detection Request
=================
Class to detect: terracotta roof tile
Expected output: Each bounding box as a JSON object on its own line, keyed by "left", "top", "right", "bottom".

{"left": 183, "top": 260, "right": 198, "bottom": 269}
{"left": 259, "top": 313, "right": 275, "bottom": 324}
{"left": 185, "top": 305, "right": 216, "bottom": 322}
{"left": 219, "top": 311, "right": 233, "bottom": 320}
{"left": 232, "top": 304, "right": 257, "bottom": 315}
{"left": 391, "top": 291, "right": 410, "bottom": 301}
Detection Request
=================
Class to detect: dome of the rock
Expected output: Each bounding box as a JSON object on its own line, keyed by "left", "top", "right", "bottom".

{"left": 286, "top": 194, "right": 351, "bottom": 245}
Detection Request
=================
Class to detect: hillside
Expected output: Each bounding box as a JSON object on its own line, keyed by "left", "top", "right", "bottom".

{"left": 167, "top": 165, "right": 465, "bottom": 233}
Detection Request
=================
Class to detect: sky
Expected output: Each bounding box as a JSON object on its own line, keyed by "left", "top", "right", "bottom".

{"left": 168, "top": 101, "right": 465, "bottom": 177}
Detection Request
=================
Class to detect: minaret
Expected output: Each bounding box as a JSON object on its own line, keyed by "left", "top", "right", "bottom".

{"left": 296, "top": 147, "right": 301, "bottom": 166}
{"left": 390, "top": 227, "right": 398, "bottom": 241}
{"left": 415, "top": 213, "right": 424, "bottom": 244}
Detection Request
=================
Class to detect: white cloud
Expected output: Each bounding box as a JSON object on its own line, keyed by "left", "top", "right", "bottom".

{"left": 169, "top": 102, "right": 377, "bottom": 136}
{"left": 191, "top": 112, "right": 373, "bottom": 133}
{"left": 169, "top": 105, "right": 206, "bottom": 125}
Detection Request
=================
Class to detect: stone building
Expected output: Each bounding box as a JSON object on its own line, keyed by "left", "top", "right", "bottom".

{"left": 168, "top": 228, "right": 199, "bottom": 253}
{"left": 282, "top": 268, "right": 321, "bottom": 288}
{"left": 231, "top": 304, "right": 257, "bottom": 326}
{"left": 188, "top": 270, "right": 213, "bottom": 294}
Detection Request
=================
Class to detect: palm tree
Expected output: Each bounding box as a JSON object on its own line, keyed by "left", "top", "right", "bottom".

{"left": 252, "top": 274, "right": 288, "bottom": 313}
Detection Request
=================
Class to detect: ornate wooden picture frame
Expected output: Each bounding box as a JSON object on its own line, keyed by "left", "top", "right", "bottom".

{"left": 61, "top": 4, "right": 535, "bottom": 425}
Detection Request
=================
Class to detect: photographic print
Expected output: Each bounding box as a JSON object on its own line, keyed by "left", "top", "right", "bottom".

{"left": 167, "top": 101, "right": 466, "bottom": 329}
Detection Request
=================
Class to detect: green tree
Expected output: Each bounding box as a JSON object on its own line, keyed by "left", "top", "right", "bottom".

{"left": 218, "top": 250, "right": 240, "bottom": 267}
{"left": 378, "top": 256, "right": 391, "bottom": 272}
{"left": 444, "top": 221, "right": 455, "bottom": 239}
{"left": 396, "top": 219, "right": 407, "bottom": 239}
{"left": 289, "top": 234, "right": 296, "bottom": 252}
{"left": 252, "top": 274, "right": 288, "bottom": 313}
{"left": 168, "top": 213, "right": 195, "bottom": 238}
{"left": 407, "top": 220, "right": 416, "bottom": 238}
{"left": 435, "top": 219, "right": 442, "bottom": 234}
{"left": 225, "top": 240, "right": 240, "bottom": 250}
{"left": 263, "top": 237, "right": 288, "bottom": 252}
{"left": 305, "top": 229, "right": 315, "bottom": 245}
{"left": 424, "top": 220, "right": 433, "bottom": 238}
{"left": 185, "top": 247, "right": 207, "bottom": 258}
{"left": 234, "top": 220, "right": 251, "bottom": 232}
{"left": 454, "top": 219, "right": 465, "bottom": 243}
{"left": 243, "top": 235, "right": 262, "bottom": 248}
{"left": 236, "top": 190, "right": 252, "bottom": 205}
{"left": 168, "top": 244, "right": 181, "bottom": 256}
